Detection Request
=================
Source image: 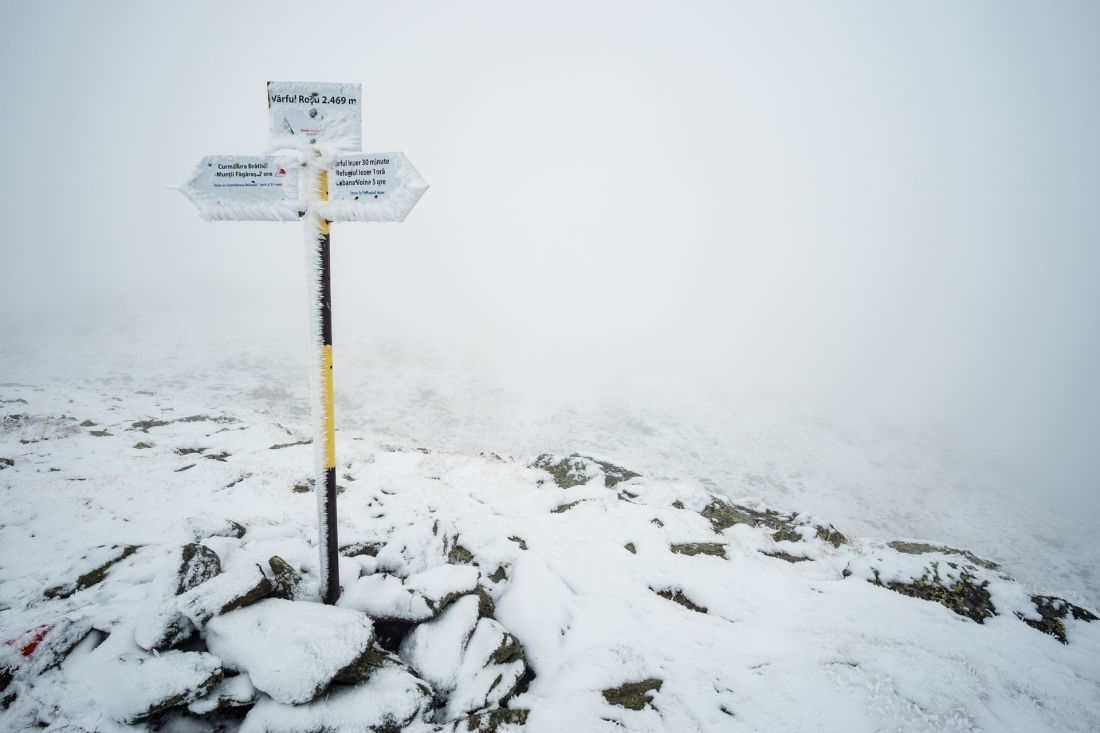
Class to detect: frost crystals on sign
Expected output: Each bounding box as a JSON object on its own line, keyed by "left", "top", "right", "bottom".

{"left": 267, "top": 81, "right": 362, "bottom": 151}
{"left": 315, "top": 152, "right": 429, "bottom": 223}
{"left": 180, "top": 156, "right": 300, "bottom": 221}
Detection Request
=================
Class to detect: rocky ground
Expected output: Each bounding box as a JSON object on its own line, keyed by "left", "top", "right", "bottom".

{"left": 2, "top": 389, "right": 1099, "bottom": 732}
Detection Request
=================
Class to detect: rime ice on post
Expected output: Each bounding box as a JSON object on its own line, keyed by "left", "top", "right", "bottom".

{"left": 178, "top": 82, "right": 429, "bottom": 604}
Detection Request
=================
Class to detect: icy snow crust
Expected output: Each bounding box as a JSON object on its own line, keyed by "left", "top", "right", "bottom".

{"left": 2, "top": 353, "right": 1100, "bottom": 731}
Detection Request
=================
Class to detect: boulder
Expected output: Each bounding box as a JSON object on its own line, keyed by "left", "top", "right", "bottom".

{"left": 205, "top": 598, "right": 375, "bottom": 704}
{"left": 237, "top": 665, "right": 432, "bottom": 733}
{"left": 267, "top": 556, "right": 302, "bottom": 599}
{"left": 0, "top": 616, "right": 93, "bottom": 680}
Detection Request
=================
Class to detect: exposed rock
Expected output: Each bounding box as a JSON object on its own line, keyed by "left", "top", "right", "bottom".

{"left": 177, "top": 544, "right": 223, "bottom": 594}
{"left": 341, "top": 540, "right": 384, "bottom": 557}
{"left": 653, "top": 588, "right": 708, "bottom": 614}
{"left": 887, "top": 541, "right": 1001, "bottom": 571}
{"left": 205, "top": 598, "right": 376, "bottom": 704}
{"left": 187, "top": 672, "right": 259, "bottom": 715}
{"left": 0, "top": 457, "right": 12, "bottom": 469}
{"left": 474, "top": 587, "right": 497, "bottom": 619}
{"left": 406, "top": 564, "right": 481, "bottom": 615}
{"left": 132, "top": 418, "right": 171, "bottom": 431}
{"left": 700, "top": 498, "right": 847, "bottom": 547}
{"left": 551, "top": 500, "right": 584, "bottom": 514}
{"left": 133, "top": 442, "right": 154, "bottom": 449}
{"left": 331, "top": 644, "right": 403, "bottom": 685}
{"left": 508, "top": 536, "right": 528, "bottom": 551}
{"left": 670, "top": 542, "right": 726, "bottom": 558}
{"left": 531, "top": 454, "right": 641, "bottom": 489}
{"left": 602, "top": 678, "right": 663, "bottom": 711}
{"left": 872, "top": 562, "right": 995, "bottom": 624}
{"left": 267, "top": 556, "right": 302, "bottom": 599}
{"left": 400, "top": 596, "right": 480, "bottom": 692}
{"left": 814, "top": 526, "right": 848, "bottom": 548}
{"left": 762, "top": 551, "right": 811, "bottom": 563}
{"left": 447, "top": 709, "right": 529, "bottom": 732}
{"left": 44, "top": 544, "right": 139, "bottom": 599}
{"left": 444, "top": 618, "right": 528, "bottom": 719}
{"left": 185, "top": 517, "right": 245, "bottom": 541}
{"left": 268, "top": 439, "right": 311, "bottom": 450}
{"left": 0, "top": 617, "right": 94, "bottom": 679}
{"left": 88, "top": 646, "right": 223, "bottom": 724}
{"left": 449, "top": 543, "right": 476, "bottom": 565}
{"left": 238, "top": 665, "right": 433, "bottom": 733}
{"left": 204, "top": 451, "right": 231, "bottom": 462}
{"left": 132, "top": 415, "right": 238, "bottom": 432}
{"left": 88, "top": 429, "right": 112, "bottom": 437}
{"left": 135, "top": 544, "right": 222, "bottom": 651}
{"left": 121, "top": 653, "right": 223, "bottom": 722}
{"left": 177, "top": 563, "right": 274, "bottom": 628}
{"left": 624, "top": 543, "right": 637, "bottom": 554}
{"left": 1016, "top": 595, "right": 1098, "bottom": 644}
{"left": 488, "top": 566, "right": 508, "bottom": 583}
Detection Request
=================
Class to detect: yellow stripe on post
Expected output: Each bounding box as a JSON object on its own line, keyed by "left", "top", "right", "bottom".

{"left": 321, "top": 344, "right": 336, "bottom": 469}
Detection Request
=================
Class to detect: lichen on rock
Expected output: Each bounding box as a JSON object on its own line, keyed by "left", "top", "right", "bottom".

{"left": 1017, "top": 595, "right": 1098, "bottom": 644}
{"left": 602, "top": 678, "right": 663, "bottom": 710}
{"left": 872, "top": 561, "right": 996, "bottom": 623}
{"left": 531, "top": 454, "right": 641, "bottom": 489}
{"left": 670, "top": 542, "right": 726, "bottom": 559}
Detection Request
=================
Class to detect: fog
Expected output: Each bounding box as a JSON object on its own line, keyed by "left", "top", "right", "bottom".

{"left": 2, "top": 0, "right": 1099, "bottom": 511}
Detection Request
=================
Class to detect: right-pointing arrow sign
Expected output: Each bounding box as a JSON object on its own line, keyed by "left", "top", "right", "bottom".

{"left": 314, "top": 152, "right": 429, "bottom": 223}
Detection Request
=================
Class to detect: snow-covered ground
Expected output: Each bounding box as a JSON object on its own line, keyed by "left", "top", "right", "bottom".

{"left": 1, "top": 312, "right": 1098, "bottom": 731}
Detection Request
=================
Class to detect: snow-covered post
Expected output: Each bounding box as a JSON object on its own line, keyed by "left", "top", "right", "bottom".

{"left": 306, "top": 159, "right": 340, "bottom": 605}
{"left": 178, "top": 82, "right": 428, "bottom": 604}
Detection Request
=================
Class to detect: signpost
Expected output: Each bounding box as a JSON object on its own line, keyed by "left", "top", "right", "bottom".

{"left": 179, "top": 82, "right": 428, "bottom": 604}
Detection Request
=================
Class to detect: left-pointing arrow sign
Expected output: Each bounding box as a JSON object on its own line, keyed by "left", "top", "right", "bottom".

{"left": 180, "top": 155, "right": 301, "bottom": 221}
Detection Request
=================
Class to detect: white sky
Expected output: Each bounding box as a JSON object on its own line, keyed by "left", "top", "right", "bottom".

{"left": 1, "top": 1, "right": 1098, "bottom": 503}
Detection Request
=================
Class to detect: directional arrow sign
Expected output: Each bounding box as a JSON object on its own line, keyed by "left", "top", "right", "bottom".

{"left": 314, "top": 152, "right": 429, "bottom": 223}
{"left": 267, "top": 81, "right": 361, "bottom": 151}
{"left": 180, "top": 155, "right": 300, "bottom": 221}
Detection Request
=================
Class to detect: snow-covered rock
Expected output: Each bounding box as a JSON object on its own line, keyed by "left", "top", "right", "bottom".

{"left": 399, "top": 594, "right": 479, "bottom": 692}
{"left": 65, "top": 627, "right": 222, "bottom": 724}
{"left": 446, "top": 618, "right": 526, "bottom": 719}
{"left": 187, "top": 672, "right": 259, "bottom": 714}
{"left": 176, "top": 562, "right": 273, "bottom": 628}
{"left": 338, "top": 573, "right": 433, "bottom": 621}
{"left": 239, "top": 665, "right": 432, "bottom": 733}
{"left": 133, "top": 544, "right": 221, "bottom": 651}
{"left": 205, "top": 598, "right": 375, "bottom": 704}
{"left": 399, "top": 594, "right": 528, "bottom": 720}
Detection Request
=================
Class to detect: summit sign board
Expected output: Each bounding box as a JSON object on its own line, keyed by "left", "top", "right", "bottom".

{"left": 178, "top": 81, "right": 428, "bottom": 605}
{"left": 267, "top": 81, "right": 362, "bottom": 150}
